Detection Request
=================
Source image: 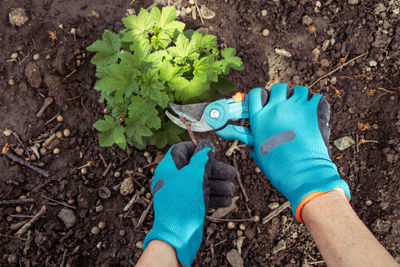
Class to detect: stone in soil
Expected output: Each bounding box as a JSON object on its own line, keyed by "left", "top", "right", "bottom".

{"left": 9, "top": 8, "right": 29, "bottom": 27}
{"left": 302, "top": 15, "right": 313, "bottom": 26}
{"left": 25, "top": 62, "right": 42, "bottom": 88}
{"left": 226, "top": 249, "right": 243, "bottom": 267}
{"left": 348, "top": 0, "right": 359, "bottom": 4}
{"left": 334, "top": 136, "right": 355, "bottom": 151}
{"left": 58, "top": 208, "right": 77, "bottom": 228}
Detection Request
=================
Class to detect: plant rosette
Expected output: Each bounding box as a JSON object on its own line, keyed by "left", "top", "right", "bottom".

{"left": 88, "top": 6, "right": 244, "bottom": 150}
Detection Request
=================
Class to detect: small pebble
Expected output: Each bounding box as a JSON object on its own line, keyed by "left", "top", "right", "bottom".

{"left": 255, "top": 167, "right": 261, "bottom": 173}
{"left": 320, "top": 58, "right": 330, "bottom": 67}
{"left": 143, "top": 151, "right": 150, "bottom": 157}
{"left": 302, "top": 15, "right": 313, "bottom": 26}
{"left": 63, "top": 128, "right": 71, "bottom": 137}
{"left": 239, "top": 224, "right": 246, "bottom": 230}
{"left": 56, "top": 131, "right": 63, "bottom": 139}
{"left": 103, "top": 108, "right": 109, "bottom": 114}
{"left": 40, "top": 148, "right": 47, "bottom": 155}
{"left": 365, "top": 200, "right": 372, "bottom": 206}
{"left": 262, "top": 29, "right": 270, "bottom": 36}
{"left": 10, "top": 52, "right": 18, "bottom": 59}
{"left": 252, "top": 215, "right": 260, "bottom": 222}
{"left": 261, "top": 10, "right": 267, "bottom": 16}
{"left": 114, "top": 171, "right": 121, "bottom": 178}
{"left": 120, "top": 177, "right": 134, "bottom": 195}
{"left": 137, "top": 167, "right": 144, "bottom": 174}
{"left": 145, "top": 192, "right": 152, "bottom": 199}
{"left": 330, "top": 76, "right": 337, "bottom": 85}
{"left": 19, "top": 195, "right": 27, "bottom": 199}
{"left": 30, "top": 154, "right": 37, "bottom": 161}
{"left": 53, "top": 148, "right": 60, "bottom": 154}
{"left": 369, "top": 60, "right": 377, "bottom": 67}
{"left": 8, "top": 79, "right": 15, "bottom": 86}
{"left": 3, "top": 128, "right": 13, "bottom": 136}
{"left": 227, "top": 221, "right": 236, "bottom": 229}
{"left": 268, "top": 202, "right": 280, "bottom": 210}
{"left": 67, "top": 199, "right": 75, "bottom": 204}
{"left": 119, "top": 229, "right": 125, "bottom": 236}
{"left": 150, "top": 167, "right": 155, "bottom": 174}
{"left": 348, "top": 0, "right": 359, "bottom": 4}
{"left": 58, "top": 24, "right": 63, "bottom": 29}
{"left": 91, "top": 226, "right": 100, "bottom": 235}
{"left": 70, "top": 28, "right": 76, "bottom": 35}
{"left": 188, "top": 0, "right": 195, "bottom": 5}
{"left": 98, "top": 221, "right": 106, "bottom": 229}
{"left": 236, "top": 230, "right": 243, "bottom": 237}
{"left": 136, "top": 241, "right": 143, "bottom": 249}
{"left": 15, "top": 206, "right": 22, "bottom": 213}
{"left": 33, "top": 54, "right": 40, "bottom": 60}
{"left": 95, "top": 205, "right": 104, "bottom": 212}
{"left": 81, "top": 167, "right": 88, "bottom": 175}
{"left": 56, "top": 115, "right": 64, "bottom": 122}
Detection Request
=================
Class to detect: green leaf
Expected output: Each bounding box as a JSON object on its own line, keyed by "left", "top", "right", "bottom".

{"left": 159, "top": 60, "right": 179, "bottom": 81}
{"left": 168, "top": 34, "right": 198, "bottom": 64}
{"left": 122, "top": 8, "right": 154, "bottom": 36}
{"left": 125, "top": 117, "right": 153, "bottom": 147}
{"left": 87, "top": 30, "right": 121, "bottom": 66}
{"left": 95, "top": 63, "right": 139, "bottom": 101}
{"left": 168, "top": 76, "right": 190, "bottom": 91}
{"left": 193, "top": 56, "right": 220, "bottom": 83}
{"left": 175, "top": 76, "right": 210, "bottom": 103}
{"left": 140, "top": 70, "right": 169, "bottom": 108}
{"left": 220, "top": 48, "right": 244, "bottom": 74}
{"left": 151, "top": 6, "right": 185, "bottom": 37}
{"left": 94, "top": 115, "right": 126, "bottom": 149}
{"left": 151, "top": 30, "right": 171, "bottom": 49}
{"left": 128, "top": 96, "right": 161, "bottom": 129}
{"left": 150, "top": 121, "right": 184, "bottom": 148}
{"left": 210, "top": 76, "right": 237, "bottom": 95}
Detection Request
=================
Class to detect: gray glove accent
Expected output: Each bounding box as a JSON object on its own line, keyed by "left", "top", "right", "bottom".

{"left": 260, "top": 130, "right": 296, "bottom": 156}
{"left": 317, "top": 96, "right": 331, "bottom": 155}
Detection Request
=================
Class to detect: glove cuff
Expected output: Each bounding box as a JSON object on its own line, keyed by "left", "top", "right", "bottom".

{"left": 143, "top": 226, "right": 202, "bottom": 267}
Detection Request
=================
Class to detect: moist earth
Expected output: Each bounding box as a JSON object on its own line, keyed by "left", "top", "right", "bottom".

{"left": 0, "top": 0, "right": 399, "bottom": 266}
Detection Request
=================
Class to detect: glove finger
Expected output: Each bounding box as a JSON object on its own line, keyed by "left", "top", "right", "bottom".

{"left": 209, "top": 195, "right": 233, "bottom": 208}
{"left": 169, "top": 141, "right": 196, "bottom": 170}
{"left": 209, "top": 179, "right": 235, "bottom": 196}
{"left": 269, "top": 82, "right": 289, "bottom": 104}
{"left": 248, "top": 87, "right": 265, "bottom": 115}
{"left": 291, "top": 85, "right": 309, "bottom": 102}
{"left": 210, "top": 160, "right": 237, "bottom": 181}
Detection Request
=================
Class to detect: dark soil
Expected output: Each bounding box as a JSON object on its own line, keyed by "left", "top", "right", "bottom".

{"left": 1, "top": 0, "right": 399, "bottom": 266}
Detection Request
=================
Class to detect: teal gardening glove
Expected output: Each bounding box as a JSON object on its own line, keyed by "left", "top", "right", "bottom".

{"left": 143, "top": 140, "right": 236, "bottom": 266}
{"left": 248, "top": 83, "right": 351, "bottom": 222}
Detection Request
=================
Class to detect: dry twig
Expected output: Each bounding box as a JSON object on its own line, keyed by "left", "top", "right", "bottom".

{"left": 205, "top": 216, "right": 254, "bottom": 223}
{"left": 4, "top": 152, "right": 50, "bottom": 178}
{"left": 309, "top": 52, "right": 368, "bottom": 88}
{"left": 15, "top": 205, "right": 47, "bottom": 237}
{"left": 0, "top": 198, "right": 34, "bottom": 205}
{"left": 37, "top": 97, "right": 54, "bottom": 118}
{"left": 262, "top": 201, "right": 290, "bottom": 224}
{"left": 180, "top": 117, "right": 198, "bottom": 146}
{"left": 137, "top": 199, "right": 153, "bottom": 229}
{"left": 233, "top": 155, "right": 249, "bottom": 202}
{"left": 123, "top": 187, "right": 145, "bottom": 211}
{"left": 37, "top": 193, "right": 76, "bottom": 209}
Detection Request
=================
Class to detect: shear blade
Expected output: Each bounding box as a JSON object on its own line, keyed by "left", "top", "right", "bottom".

{"left": 169, "top": 102, "right": 209, "bottom": 122}
{"left": 165, "top": 110, "right": 213, "bottom": 132}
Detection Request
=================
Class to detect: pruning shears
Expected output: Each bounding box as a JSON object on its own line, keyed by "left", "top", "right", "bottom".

{"left": 165, "top": 92, "right": 254, "bottom": 147}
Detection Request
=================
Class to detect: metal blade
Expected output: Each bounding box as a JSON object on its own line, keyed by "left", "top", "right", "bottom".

{"left": 165, "top": 111, "right": 213, "bottom": 132}
{"left": 169, "top": 102, "right": 209, "bottom": 122}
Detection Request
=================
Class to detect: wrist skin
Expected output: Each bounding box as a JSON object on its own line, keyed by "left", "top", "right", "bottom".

{"left": 136, "top": 240, "right": 180, "bottom": 267}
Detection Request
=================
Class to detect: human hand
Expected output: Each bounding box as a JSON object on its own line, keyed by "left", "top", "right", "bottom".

{"left": 143, "top": 140, "right": 236, "bottom": 267}
{"left": 248, "top": 82, "right": 351, "bottom": 222}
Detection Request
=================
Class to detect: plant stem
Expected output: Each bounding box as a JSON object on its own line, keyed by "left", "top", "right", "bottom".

{"left": 180, "top": 117, "right": 198, "bottom": 146}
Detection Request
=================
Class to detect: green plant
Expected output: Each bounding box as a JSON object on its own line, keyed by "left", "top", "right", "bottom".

{"left": 87, "top": 6, "right": 244, "bottom": 149}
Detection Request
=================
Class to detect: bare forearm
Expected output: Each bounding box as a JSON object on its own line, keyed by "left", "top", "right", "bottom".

{"left": 136, "top": 240, "right": 180, "bottom": 267}
{"left": 302, "top": 189, "right": 398, "bottom": 267}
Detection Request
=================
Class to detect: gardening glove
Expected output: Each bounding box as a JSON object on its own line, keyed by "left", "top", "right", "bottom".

{"left": 143, "top": 139, "right": 236, "bottom": 267}
{"left": 248, "top": 82, "right": 351, "bottom": 222}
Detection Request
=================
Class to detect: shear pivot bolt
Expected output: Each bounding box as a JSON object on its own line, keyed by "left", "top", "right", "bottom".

{"left": 210, "top": 109, "right": 220, "bottom": 119}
